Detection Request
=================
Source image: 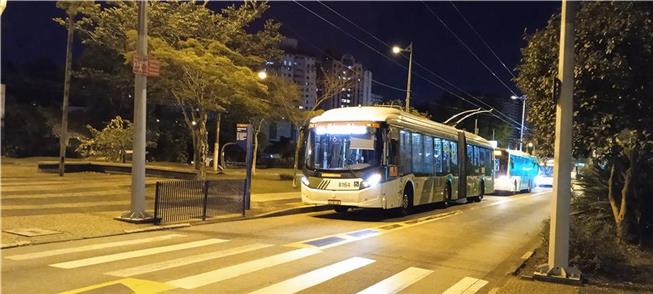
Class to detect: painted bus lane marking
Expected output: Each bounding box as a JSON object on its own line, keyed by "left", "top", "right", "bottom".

{"left": 288, "top": 190, "right": 549, "bottom": 250}
{"left": 286, "top": 210, "right": 463, "bottom": 250}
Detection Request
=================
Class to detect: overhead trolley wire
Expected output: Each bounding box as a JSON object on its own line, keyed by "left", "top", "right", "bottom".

{"left": 421, "top": 1, "right": 521, "bottom": 97}
{"left": 450, "top": 2, "right": 517, "bottom": 80}
{"left": 311, "top": 1, "right": 523, "bottom": 129}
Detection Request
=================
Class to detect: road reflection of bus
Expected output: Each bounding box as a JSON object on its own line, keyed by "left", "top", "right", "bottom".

{"left": 300, "top": 106, "right": 495, "bottom": 214}
{"left": 493, "top": 148, "right": 539, "bottom": 194}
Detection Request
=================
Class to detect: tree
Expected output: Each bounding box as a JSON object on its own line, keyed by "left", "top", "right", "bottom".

{"left": 79, "top": 1, "right": 283, "bottom": 178}
{"left": 283, "top": 68, "right": 356, "bottom": 187}
{"left": 606, "top": 130, "right": 653, "bottom": 242}
{"left": 76, "top": 116, "right": 134, "bottom": 162}
{"left": 151, "top": 38, "right": 268, "bottom": 178}
{"left": 516, "top": 2, "right": 653, "bottom": 244}
{"left": 53, "top": 1, "right": 100, "bottom": 176}
{"left": 515, "top": 2, "right": 653, "bottom": 159}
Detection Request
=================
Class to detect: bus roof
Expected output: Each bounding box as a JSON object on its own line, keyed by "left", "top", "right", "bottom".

{"left": 310, "top": 106, "right": 493, "bottom": 148}
{"left": 495, "top": 147, "right": 537, "bottom": 159}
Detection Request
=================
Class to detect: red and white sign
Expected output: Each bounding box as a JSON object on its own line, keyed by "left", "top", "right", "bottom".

{"left": 132, "top": 55, "right": 160, "bottom": 77}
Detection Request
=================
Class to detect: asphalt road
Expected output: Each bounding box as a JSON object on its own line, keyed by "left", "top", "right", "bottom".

{"left": 2, "top": 189, "right": 551, "bottom": 294}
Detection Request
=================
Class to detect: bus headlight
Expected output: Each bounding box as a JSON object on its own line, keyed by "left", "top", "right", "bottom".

{"left": 301, "top": 176, "right": 310, "bottom": 186}
{"left": 361, "top": 173, "right": 382, "bottom": 189}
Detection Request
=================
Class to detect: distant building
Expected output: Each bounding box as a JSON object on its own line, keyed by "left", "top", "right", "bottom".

{"left": 277, "top": 38, "right": 318, "bottom": 110}
{"left": 370, "top": 93, "right": 384, "bottom": 104}
{"left": 319, "top": 54, "right": 373, "bottom": 109}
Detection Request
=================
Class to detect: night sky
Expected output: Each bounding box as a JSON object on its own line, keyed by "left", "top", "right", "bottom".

{"left": 1, "top": 1, "right": 559, "bottom": 110}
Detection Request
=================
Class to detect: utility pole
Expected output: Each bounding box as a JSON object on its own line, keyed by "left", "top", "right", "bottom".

{"left": 213, "top": 112, "right": 221, "bottom": 172}
{"left": 519, "top": 97, "right": 526, "bottom": 151}
{"left": 58, "top": 11, "right": 74, "bottom": 176}
{"left": 405, "top": 42, "right": 413, "bottom": 112}
{"left": 474, "top": 119, "right": 478, "bottom": 135}
{"left": 535, "top": 0, "right": 580, "bottom": 283}
{"left": 118, "top": 0, "right": 152, "bottom": 223}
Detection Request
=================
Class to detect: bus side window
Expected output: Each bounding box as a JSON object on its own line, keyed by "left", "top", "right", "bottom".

{"left": 423, "top": 136, "right": 434, "bottom": 175}
{"left": 399, "top": 130, "right": 412, "bottom": 175}
{"left": 434, "top": 138, "right": 442, "bottom": 174}
{"left": 442, "top": 140, "right": 450, "bottom": 174}
{"left": 450, "top": 141, "right": 458, "bottom": 175}
{"left": 466, "top": 144, "right": 474, "bottom": 175}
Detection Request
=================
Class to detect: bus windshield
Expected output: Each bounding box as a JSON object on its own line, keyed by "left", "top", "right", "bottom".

{"left": 305, "top": 125, "right": 381, "bottom": 171}
{"left": 495, "top": 150, "right": 509, "bottom": 176}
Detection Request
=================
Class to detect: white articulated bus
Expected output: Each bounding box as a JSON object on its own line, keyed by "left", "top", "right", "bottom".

{"left": 300, "top": 106, "right": 495, "bottom": 214}
{"left": 493, "top": 148, "right": 539, "bottom": 194}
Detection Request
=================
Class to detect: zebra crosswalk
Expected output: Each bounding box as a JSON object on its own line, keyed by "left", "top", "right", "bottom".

{"left": 4, "top": 233, "right": 490, "bottom": 294}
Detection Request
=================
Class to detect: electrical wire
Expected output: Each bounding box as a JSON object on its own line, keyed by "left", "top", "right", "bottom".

{"left": 450, "top": 2, "right": 516, "bottom": 79}
{"left": 310, "top": 1, "right": 523, "bottom": 129}
{"left": 421, "top": 1, "right": 520, "bottom": 97}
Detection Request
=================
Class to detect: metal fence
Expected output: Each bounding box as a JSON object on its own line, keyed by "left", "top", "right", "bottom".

{"left": 154, "top": 179, "right": 245, "bottom": 224}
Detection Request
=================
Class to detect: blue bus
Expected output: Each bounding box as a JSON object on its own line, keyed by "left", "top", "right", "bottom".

{"left": 493, "top": 148, "right": 539, "bottom": 194}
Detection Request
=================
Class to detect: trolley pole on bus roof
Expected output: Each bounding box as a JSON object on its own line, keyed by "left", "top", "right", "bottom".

{"left": 534, "top": 0, "right": 580, "bottom": 283}
{"left": 117, "top": 0, "right": 152, "bottom": 223}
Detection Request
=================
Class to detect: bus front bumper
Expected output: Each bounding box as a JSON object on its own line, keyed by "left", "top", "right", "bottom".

{"left": 301, "top": 185, "right": 384, "bottom": 209}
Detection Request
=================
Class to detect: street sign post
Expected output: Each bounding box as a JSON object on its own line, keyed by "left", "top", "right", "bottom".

{"left": 242, "top": 124, "right": 254, "bottom": 212}
{"left": 236, "top": 123, "right": 249, "bottom": 150}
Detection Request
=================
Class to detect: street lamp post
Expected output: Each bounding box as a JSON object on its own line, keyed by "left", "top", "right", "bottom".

{"left": 392, "top": 43, "right": 413, "bottom": 112}
{"left": 511, "top": 95, "right": 527, "bottom": 151}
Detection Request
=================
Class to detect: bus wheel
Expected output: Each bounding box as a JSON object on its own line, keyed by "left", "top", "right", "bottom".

{"left": 527, "top": 181, "right": 532, "bottom": 193}
{"left": 399, "top": 185, "right": 413, "bottom": 216}
{"left": 334, "top": 206, "right": 349, "bottom": 214}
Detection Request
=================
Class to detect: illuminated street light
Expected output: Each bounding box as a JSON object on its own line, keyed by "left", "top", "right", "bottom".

{"left": 257, "top": 70, "right": 267, "bottom": 80}
{"left": 391, "top": 43, "right": 413, "bottom": 111}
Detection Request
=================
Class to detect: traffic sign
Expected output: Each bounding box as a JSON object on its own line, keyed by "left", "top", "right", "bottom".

{"left": 132, "top": 54, "right": 160, "bottom": 77}
{"left": 147, "top": 58, "right": 160, "bottom": 77}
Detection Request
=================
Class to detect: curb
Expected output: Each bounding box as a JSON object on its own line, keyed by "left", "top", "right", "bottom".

{"left": 1, "top": 204, "right": 328, "bottom": 249}
{"left": 511, "top": 249, "right": 536, "bottom": 275}
{"left": 123, "top": 223, "right": 191, "bottom": 233}
{"left": 1, "top": 241, "right": 31, "bottom": 249}
{"left": 253, "top": 205, "right": 332, "bottom": 218}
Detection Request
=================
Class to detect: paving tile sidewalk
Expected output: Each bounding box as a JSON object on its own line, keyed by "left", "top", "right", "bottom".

{"left": 1, "top": 158, "right": 319, "bottom": 248}
{"left": 1, "top": 191, "right": 310, "bottom": 247}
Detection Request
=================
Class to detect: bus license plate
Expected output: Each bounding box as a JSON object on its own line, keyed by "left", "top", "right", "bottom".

{"left": 328, "top": 199, "right": 341, "bottom": 205}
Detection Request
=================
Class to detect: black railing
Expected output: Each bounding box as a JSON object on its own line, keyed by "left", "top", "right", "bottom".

{"left": 154, "top": 179, "right": 245, "bottom": 224}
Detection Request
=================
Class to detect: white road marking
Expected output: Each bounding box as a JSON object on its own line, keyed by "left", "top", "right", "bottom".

{"left": 106, "top": 243, "right": 272, "bottom": 277}
{"left": 6, "top": 234, "right": 185, "bottom": 261}
{"left": 442, "top": 277, "right": 489, "bottom": 294}
{"left": 50, "top": 238, "right": 226, "bottom": 269}
{"left": 357, "top": 267, "right": 433, "bottom": 294}
{"left": 249, "top": 257, "right": 374, "bottom": 294}
{"left": 2, "top": 200, "right": 129, "bottom": 210}
{"left": 0, "top": 189, "right": 130, "bottom": 200}
{"left": 167, "top": 248, "right": 321, "bottom": 290}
